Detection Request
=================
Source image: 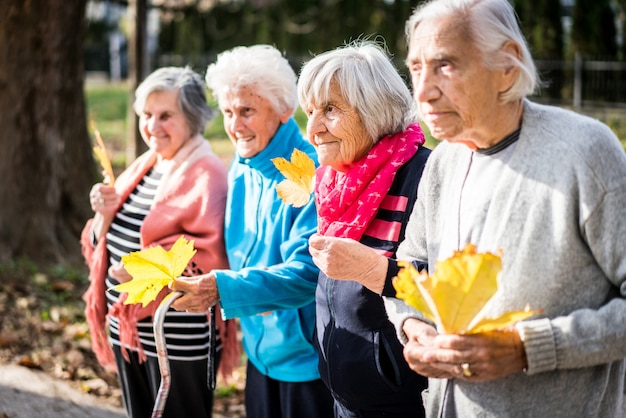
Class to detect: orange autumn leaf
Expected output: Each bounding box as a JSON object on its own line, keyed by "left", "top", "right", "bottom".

{"left": 91, "top": 121, "right": 116, "bottom": 185}
{"left": 112, "top": 236, "right": 196, "bottom": 307}
{"left": 393, "top": 244, "right": 541, "bottom": 334}
{"left": 272, "top": 148, "right": 315, "bottom": 208}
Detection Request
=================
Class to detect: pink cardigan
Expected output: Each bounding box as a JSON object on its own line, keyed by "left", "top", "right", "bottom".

{"left": 81, "top": 136, "right": 240, "bottom": 379}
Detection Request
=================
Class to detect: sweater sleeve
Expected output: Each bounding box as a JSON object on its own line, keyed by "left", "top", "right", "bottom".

{"left": 215, "top": 200, "right": 319, "bottom": 319}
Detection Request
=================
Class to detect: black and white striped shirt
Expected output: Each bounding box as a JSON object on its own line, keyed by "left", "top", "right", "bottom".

{"left": 105, "top": 167, "right": 219, "bottom": 361}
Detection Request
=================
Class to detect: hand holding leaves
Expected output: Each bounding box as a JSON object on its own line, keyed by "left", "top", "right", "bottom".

{"left": 112, "top": 236, "right": 196, "bottom": 307}
{"left": 394, "top": 244, "right": 541, "bottom": 334}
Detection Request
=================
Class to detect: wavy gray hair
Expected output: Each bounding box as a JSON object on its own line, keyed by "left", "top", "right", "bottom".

{"left": 298, "top": 40, "right": 417, "bottom": 142}
{"left": 133, "top": 66, "right": 215, "bottom": 135}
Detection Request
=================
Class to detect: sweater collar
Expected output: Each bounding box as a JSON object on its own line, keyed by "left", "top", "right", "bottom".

{"left": 235, "top": 118, "right": 301, "bottom": 173}
{"left": 476, "top": 128, "right": 521, "bottom": 156}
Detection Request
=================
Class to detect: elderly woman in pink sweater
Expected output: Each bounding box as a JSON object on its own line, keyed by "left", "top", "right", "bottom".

{"left": 81, "top": 66, "right": 239, "bottom": 418}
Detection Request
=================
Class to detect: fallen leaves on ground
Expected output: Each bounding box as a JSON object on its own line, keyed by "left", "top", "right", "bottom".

{"left": 0, "top": 263, "right": 246, "bottom": 416}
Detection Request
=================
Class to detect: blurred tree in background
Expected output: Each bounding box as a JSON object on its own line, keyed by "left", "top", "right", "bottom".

{"left": 0, "top": 0, "right": 95, "bottom": 267}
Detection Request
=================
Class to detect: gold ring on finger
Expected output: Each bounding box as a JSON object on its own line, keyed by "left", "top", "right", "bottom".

{"left": 461, "top": 362, "right": 473, "bottom": 377}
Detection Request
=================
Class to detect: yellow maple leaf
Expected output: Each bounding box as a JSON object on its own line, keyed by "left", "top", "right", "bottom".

{"left": 91, "top": 121, "right": 116, "bottom": 185}
{"left": 272, "top": 148, "right": 315, "bottom": 208}
{"left": 395, "top": 261, "right": 436, "bottom": 322}
{"left": 112, "top": 236, "right": 196, "bottom": 307}
{"left": 393, "top": 244, "right": 541, "bottom": 334}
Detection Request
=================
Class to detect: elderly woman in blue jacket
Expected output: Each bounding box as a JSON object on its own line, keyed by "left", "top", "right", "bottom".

{"left": 171, "top": 45, "right": 333, "bottom": 418}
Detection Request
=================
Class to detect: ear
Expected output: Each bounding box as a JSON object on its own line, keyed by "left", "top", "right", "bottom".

{"left": 499, "top": 41, "right": 522, "bottom": 94}
{"left": 280, "top": 108, "right": 293, "bottom": 124}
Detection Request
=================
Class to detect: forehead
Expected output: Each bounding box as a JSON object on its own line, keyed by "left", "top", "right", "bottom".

{"left": 407, "top": 15, "right": 471, "bottom": 62}
{"left": 219, "top": 85, "right": 269, "bottom": 108}
{"left": 305, "top": 77, "right": 347, "bottom": 108}
{"left": 143, "top": 89, "right": 179, "bottom": 110}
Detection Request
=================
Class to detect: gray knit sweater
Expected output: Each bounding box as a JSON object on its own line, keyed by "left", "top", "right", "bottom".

{"left": 386, "top": 99, "right": 626, "bottom": 417}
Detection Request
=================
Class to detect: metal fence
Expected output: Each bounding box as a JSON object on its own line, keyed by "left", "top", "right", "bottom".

{"left": 533, "top": 54, "right": 626, "bottom": 108}
{"left": 157, "top": 52, "right": 626, "bottom": 108}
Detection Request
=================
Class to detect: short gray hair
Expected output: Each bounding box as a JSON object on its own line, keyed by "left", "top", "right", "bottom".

{"left": 405, "top": 0, "right": 539, "bottom": 101}
{"left": 133, "top": 66, "right": 215, "bottom": 135}
{"left": 205, "top": 45, "right": 298, "bottom": 117}
{"left": 298, "top": 40, "right": 417, "bottom": 142}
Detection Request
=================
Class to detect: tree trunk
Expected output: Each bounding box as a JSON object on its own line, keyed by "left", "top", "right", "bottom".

{"left": 0, "top": 0, "right": 95, "bottom": 267}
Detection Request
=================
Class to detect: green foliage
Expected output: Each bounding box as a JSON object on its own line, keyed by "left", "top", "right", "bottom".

{"left": 85, "top": 83, "right": 128, "bottom": 121}
{"left": 515, "top": 0, "right": 564, "bottom": 59}
{"left": 571, "top": 0, "right": 618, "bottom": 58}
{"left": 85, "top": 83, "right": 129, "bottom": 169}
{"left": 158, "top": 0, "right": 415, "bottom": 71}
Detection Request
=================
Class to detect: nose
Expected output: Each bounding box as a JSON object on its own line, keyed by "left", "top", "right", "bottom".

{"left": 413, "top": 69, "right": 440, "bottom": 104}
{"left": 146, "top": 115, "right": 159, "bottom": 133}
{"left": 226, "top": 113, "right": 244, "bottom": 134}
{"left": 306, "top": 111, "right": 327, "bottom": 139}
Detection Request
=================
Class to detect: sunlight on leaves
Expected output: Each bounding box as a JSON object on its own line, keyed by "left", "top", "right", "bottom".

{"left": 393, "top": 244, "right": 541, "bottom": 334}
{"left": 91, "top": 121, "right": 116, "bottom": 185}
{"left": 112, "top": 236, "right": 196, "bottom": 307}
{"left": 272, "top": 148, "right": 315, "bottom": 208}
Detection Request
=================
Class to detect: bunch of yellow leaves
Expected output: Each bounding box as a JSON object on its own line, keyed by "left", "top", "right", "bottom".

{"left": 91, "top": 121, "right": 116, "bottom": 185}
{"left": 272, "top": 148, "right": 315, "bottom": 208}
{"left": 393, "top": 244, "right": 540, "bottom": 334}
{"left": 112, "top": 236, "right": 196, "bottom": 307}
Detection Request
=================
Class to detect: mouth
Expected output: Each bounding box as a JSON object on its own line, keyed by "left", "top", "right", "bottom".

{"left": 422, "top": 109, "right": 453, "bottom": 119}
{"left": 236, "top": 135, "right": 255, "bottom": 143}
{"left": 314, "top": 137, "right": 338, "bottom": 147}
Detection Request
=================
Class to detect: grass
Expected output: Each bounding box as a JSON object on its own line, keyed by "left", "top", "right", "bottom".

{"left": 85, "top": 82, "right": 626, "bottom": 168}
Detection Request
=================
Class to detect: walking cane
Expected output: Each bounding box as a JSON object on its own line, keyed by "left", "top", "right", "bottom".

{"left": 151, "top": 291, "right": 217, "bottom": 418}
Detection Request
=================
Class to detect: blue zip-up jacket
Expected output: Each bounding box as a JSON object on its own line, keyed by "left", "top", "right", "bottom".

{"left": 214, "top": 119, "right": 321, "bottom": 382}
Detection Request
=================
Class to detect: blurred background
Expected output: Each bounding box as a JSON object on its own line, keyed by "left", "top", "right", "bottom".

{"left": 0, "top": 1, "right": 625, "bottom": 414}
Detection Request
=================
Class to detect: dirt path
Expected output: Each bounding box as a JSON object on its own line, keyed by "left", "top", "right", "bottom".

{"left": 0, "top": 363, "right": 245, "bottom": 418}
{"left": 0, "top": 364, "right": 125, "bottom": 418}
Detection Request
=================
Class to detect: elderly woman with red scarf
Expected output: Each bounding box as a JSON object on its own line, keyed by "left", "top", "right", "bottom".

{"left": 81, "top": 66, "right": 239, "bottom": 418}
{"left": 298, "top": 41, "right": 431, "bottom": 417}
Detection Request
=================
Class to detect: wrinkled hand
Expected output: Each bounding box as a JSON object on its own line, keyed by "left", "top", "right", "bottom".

{"left": 108, "top": 262, "right": 133, "bottom": 283}
{"left": 403, "top": 318, "right": 527, "bottom": 382}
{"left": 89, "top": 183, "right": 119, "bottom": 215}
{"left": 308, "top": 233, "right": 388, "bottom": 294}
{"left": 170, "top": 273, "right": 219, "bottom": 313}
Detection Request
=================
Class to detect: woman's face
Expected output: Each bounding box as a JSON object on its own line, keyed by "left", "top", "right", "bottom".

{"left": 139, "top": 89, "right": 192, "bottom": 160}
{"left": 219, "top": 85, "right": 291, "bottom": 159}
{"left": 304, "top": 81, "right": 374, "bottom": 172}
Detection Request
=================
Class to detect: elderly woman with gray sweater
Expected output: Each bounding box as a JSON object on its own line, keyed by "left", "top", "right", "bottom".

{"left": 308, "top": 0, "right": 626, "bottom": 416}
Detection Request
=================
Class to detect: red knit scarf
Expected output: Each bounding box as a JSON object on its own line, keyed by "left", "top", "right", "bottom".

{"left": 316, "top": 122, "right": 425, "bottom": 240}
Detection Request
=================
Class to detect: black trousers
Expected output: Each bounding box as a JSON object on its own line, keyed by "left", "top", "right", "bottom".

{"left": 244, "top": 359, "right": 334, "bottom": 418}
{"left": 113, "top": 344, "right": 218, "bottom": 418}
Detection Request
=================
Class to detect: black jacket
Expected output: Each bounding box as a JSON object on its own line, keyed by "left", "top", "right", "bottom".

{"left": 315, "top": 146, "right": 431, "bottom": 416}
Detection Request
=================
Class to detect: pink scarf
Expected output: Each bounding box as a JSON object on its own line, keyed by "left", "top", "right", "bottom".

{"left": 316, "top": 123, "right": 425, "bottom": 240}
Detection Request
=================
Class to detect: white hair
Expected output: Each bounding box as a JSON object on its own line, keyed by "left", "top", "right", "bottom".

{"left": 205, "top": 45, "right": 298, "bottom": 117}
{"left": 298, "top": 40, "right": 417, "bottom": 142}
{"left": 405, "top": 0, "right": 540, "bottom": 101}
